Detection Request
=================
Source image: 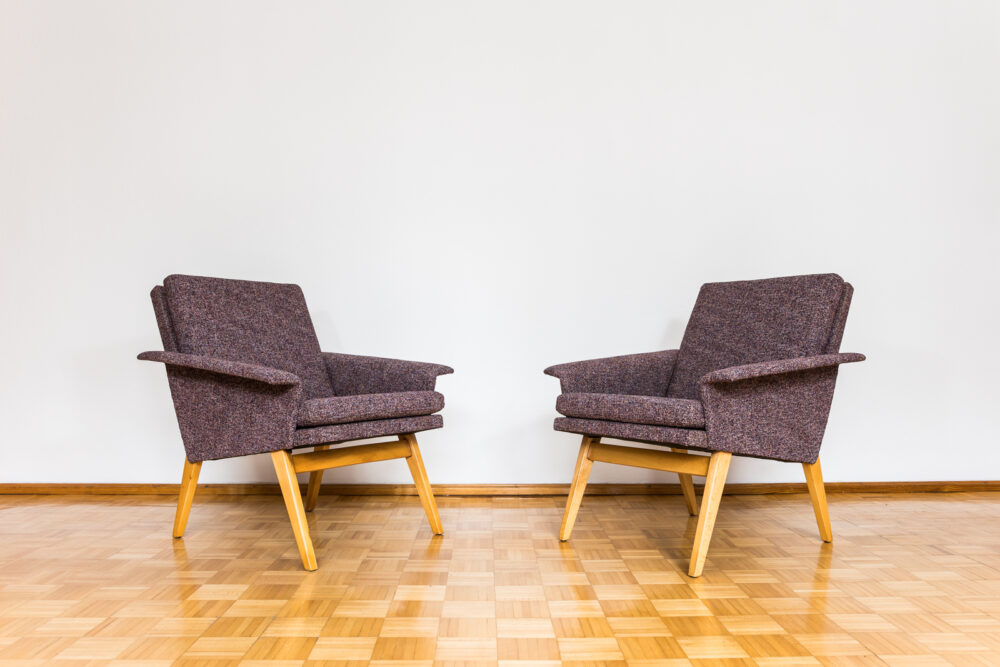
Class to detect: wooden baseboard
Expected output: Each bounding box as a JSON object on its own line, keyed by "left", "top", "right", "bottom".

{"left": 0, "top": 481, "right": 997, "bottom": 496}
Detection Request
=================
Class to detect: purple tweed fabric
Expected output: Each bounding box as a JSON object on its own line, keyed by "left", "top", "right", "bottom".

{"left": 544, "top": 350, "right": 678, "bottom": 395}
{"left": 826, "top": 283, "right": 854, "bottom": 353}
{"left": 150, "top": 286, "right": 178, "bottom": 352}
{"left": 556, "top": 393, "right": 705, "bottom": 428}
{"left": 700, "top": 365, "right": 839, "bottom": 463}
{"left": 158, "top": 364, "right": 301, "bottom": 462}
{"left": 553, "top": 417, "right": 708, "bottom": 450}
{"left": 294, "top": 415, "right": 443, "bottom": 448}
{"left": 701, "top": 353, "right": 864, "bottom": 384}
{"left": 666, "top": 274, "right": 847, "bottom": 400}
{"left": 163, "top": 275, "right": 334, "bottom": 400}
{"left": 547, "top": 274, "right": 864, "bottom": 464}
{"left": 297, "top": 391, "right": 444, "bottom": 427}
{"left": 323, "top": 353, "right": 453, "bottom": 395}
{"left": 141, "top": 275, "right": 451, "bottom": 462}
{"left": 138, "top": 351, "right": 301, "bottom": 386}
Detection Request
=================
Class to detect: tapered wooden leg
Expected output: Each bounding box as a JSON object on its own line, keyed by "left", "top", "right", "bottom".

{"left": 401, "top": 434, "right": 443, "bottom": 535}
{"left": 560, "top": 436, "right": 596, "bottom": 541}
{"left": 803, "top": 458, "right": 833, "bottom": 542}
{"left": 688, "top": 451, "right": 732, "bottom": 577}
{"left": 270, "top": 450, "right": 318, "bottom": 571}
{"left": 304, "top": 445, "right": 330, "bottom": 512}
{"left": 672, "top": 448, "right": 699, "bottom": 516}
{"left": 173, "top": 458, "right": 201, "bottom": 538}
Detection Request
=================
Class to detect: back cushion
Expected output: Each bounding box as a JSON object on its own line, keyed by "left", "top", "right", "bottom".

{"left": 150, "top": 286, "right": 179, "bottom": 352}
{"left": 162, "top": 275, "right": 333, "bottom": 400}
{"left": 666, "top": 274, "right": 846, "bottom": 399}
{"left": 825, "top": 282, "right": 854, "bottom": 354}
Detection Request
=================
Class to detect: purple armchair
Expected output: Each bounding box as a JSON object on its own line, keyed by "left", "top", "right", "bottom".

{"left": 546, "top": 274, "right": 864, "bottom": 577}
{"left": 139, "top": 275, "right": 452, "bottom": 570}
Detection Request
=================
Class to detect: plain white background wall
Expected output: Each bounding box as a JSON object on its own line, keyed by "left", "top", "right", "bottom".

{"left": 2, "top": 1, "right": 998, "bottom": 486}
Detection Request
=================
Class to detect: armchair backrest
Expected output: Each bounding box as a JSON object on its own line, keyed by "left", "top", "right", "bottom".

{"left": 667, "top": 274, "right": 853, "bottom": 399}
{"left": 151, "top": 275, "right": 334, "bottom": 400}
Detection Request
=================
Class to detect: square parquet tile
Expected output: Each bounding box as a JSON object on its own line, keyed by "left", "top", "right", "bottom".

{"left": 0, "top": 491, "right": 998, "bottom": 664}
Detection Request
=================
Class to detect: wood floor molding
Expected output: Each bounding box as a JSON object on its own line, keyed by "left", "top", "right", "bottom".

{"left": 1, "top": 480, "right": 998, "bottom": 496}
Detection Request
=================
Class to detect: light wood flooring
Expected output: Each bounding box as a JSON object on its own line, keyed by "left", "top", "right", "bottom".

{"left": 1, "top": 491, "right": 998, "bottom": 665}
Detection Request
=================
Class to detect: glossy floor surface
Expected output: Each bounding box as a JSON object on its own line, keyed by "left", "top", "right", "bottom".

{"left": 0, "top": 492, "right": 998, "bottom": 665}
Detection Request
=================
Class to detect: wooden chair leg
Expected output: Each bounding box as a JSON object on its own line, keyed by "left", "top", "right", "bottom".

{"left": 173, "top": 458, "right": 201, "bottom": 538}
{"left": 803, "top": 458, "right": 833, "bottom": 542}
{"left": 559, "top": 436, "right": 596, "bottom": 541}
{"left": 270, "top": 450, "right": 318, "bottom": 571}
{"left": 304, "top": 445, "right": 330, "bottom": 512}
{"left": 688, "top": 451, "right": 732, "bottom": 577}
{"left": 401, "top": 434, "right": 443, "bottom": 535}
{"left": 672, "top": 448, "right": 699, "bottom": 516}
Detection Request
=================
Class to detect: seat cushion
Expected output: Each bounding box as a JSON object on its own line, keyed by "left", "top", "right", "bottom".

{"left": 297, "top": 391, "right": 444, "bottom": 427}
{"left": 556, "top": 392, "right": 705, "bottom": 429}
{"left": 295, "top": 415, "right": 444, "bottom": 448}
{"left": 553, "top": 417, "right": 708, "bottom": 450}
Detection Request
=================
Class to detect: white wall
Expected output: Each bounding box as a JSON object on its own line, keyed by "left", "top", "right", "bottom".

{"left": 2, "top": 0, "right": 998, "bottom": 486}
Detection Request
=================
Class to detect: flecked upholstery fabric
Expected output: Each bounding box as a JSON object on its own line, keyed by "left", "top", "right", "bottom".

{"left": 141, "top": 275, "right": 451, "bottom": 462}
{"left": 547, "top": 274, "right": 864, "bottom": 464}
{"left": 701, "top": 352, "right": 864, "bottom": 384}
{"left": 700, "top": 364, "right": 841, "bottom": 464}
{"left": 150, "top": 286, "right": 178, "bottom": 353}
{"left": 297, "top": 391, "right": 444, "bottom": 428}
{"left": 157, "top": 364, "right": 301, "bottom": 462}
{"left": 553, "top": 417, "right": 708, "bottom": 450}
{"left": 294, "top": 415, "right": 443, "bottom": 448}
{"left": 544, "top": 351, "right": 678, "bottom": 396}
{"left": 666, "top": 274, "right": 847, "bottom": 400}
{"left": 826, "top": 283, "right": 854, "bottom": 353}
{"left": 556, "top": 393, "right": 705, "bottom": 428}
{"left": 163, "top": 275, "right": 334, "bottom": 400}
{"left": 323, "top": 353, "right": 453, "bottom": 395}
{"left": 138, "top": 351, "right": 301, "bottom": 386}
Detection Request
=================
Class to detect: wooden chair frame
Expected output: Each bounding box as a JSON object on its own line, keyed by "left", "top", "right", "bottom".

{"left": 171, "top": 432, "right": 442, "bottom": 571}
{"left": 560, "top": 436, "right": 832, "bottom": 577}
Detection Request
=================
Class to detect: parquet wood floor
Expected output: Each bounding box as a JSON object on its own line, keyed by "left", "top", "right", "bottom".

{"left": 1, "top": 491, "right": 998, "bottom": 665}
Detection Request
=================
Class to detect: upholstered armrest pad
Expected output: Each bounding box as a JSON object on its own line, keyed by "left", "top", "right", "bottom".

{"left": 137, "top": 351, "right": 301, "bottom": 386}
{"left": 701, "top": 353, "right": 865, "bottom": 385}
{"left": 544, "top": 350, "right": 678, "bottom": 396}
{"left": 323, "top": 352, "right": 454, "bottom": 395}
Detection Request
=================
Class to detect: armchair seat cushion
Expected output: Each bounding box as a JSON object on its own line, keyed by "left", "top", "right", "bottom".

{"left": 556, "top": 392, "right": 706, "bottom": 429}
{"left": 297, "top": 391, "right": 444, "bottom": 428}
{"left": 294, "top": 414, "right": 443, "bottom": 448}
{"left": 554, "top": 417, "right": 708, "bottom": 450}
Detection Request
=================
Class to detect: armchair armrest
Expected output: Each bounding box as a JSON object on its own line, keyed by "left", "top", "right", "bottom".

{"left": 699, "top": 352, "right": 865, "bottom": 464}
{"left": 701, "top": 353, "right": 865, "bottom": 385}
{"left": 322, "top": 352, "right": 454, "bottom": 395}
{"left": 544, "top": 350, "right": 678, "bottom": 396}
{"left": 137, "top": 351, "right": 301, "bottom": 386}
{"left": 138, "top": 351, "right": 302, "bottom": 462}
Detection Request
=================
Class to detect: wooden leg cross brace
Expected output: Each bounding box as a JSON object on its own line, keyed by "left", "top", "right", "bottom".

{"left": 172, "top": 434, "right": 443, "bottom": 572}
{"left": 558, "top": 437, "right": 831, "bottom": 577}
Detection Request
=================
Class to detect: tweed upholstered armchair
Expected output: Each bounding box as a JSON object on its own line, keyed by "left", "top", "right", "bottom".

{"left": 546, "top": 274, "right": 864, "bottom": 577}
{"left": 139, "top": 275, "right": 452, "bottom": 570}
